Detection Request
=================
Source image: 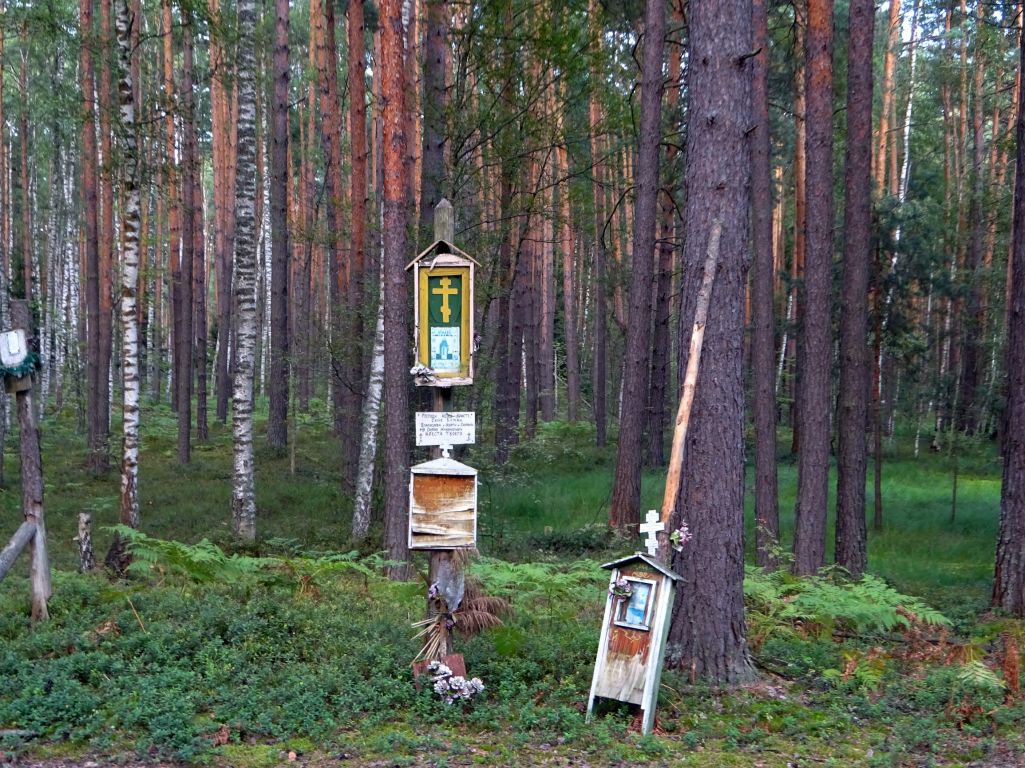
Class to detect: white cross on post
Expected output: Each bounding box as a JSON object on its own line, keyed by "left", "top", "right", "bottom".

{"left": 639, "top": 509, "right": 664, "bottom": 557}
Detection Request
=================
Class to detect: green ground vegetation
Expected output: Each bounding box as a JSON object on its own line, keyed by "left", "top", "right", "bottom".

{"left": 0, "top": 404, "right": 1023, "bottom": 767}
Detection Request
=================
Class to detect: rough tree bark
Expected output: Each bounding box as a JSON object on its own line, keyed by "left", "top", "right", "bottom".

{"left": 231, "top": 0, "right": 259, "bottom": 542}
{"left": 608, "top": 0, "right": 664, "bottom": 531}
{"left": 993, "top": 21, "right": 1025, "bottom": 617}
{"left": 647, "top": 0, "right": 683, "bottom": 468}
{"left": 267, "top": 0, "right": 290, "bottom": 451}
{"left": 792, "top": 0, "right": 834, "bottom": 576}
{"left": 381, "top": 0, "right": 411, "bottom": 578}
{"left": 666, "top": 0, "right": 755, "bottom": 684}
{"left": 751, "top": 0, "right": 780, "bottom": 569}
{"left": 834, "top": 0, "right": 875, "bottom": 577}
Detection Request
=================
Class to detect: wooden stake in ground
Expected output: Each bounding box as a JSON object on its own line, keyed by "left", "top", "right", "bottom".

{"left": 428, "top": 199, "right": 458, "bottom": 658}
{"left": 656, "top": 220, "right": 721, "bottom": 562}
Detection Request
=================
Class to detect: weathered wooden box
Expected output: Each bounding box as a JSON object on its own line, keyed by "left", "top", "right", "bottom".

{"left": 408, "top": 457, "right": 477, "bottom": 550}
{"left": 587, "top": 553, "right": 681, "bottom": 735}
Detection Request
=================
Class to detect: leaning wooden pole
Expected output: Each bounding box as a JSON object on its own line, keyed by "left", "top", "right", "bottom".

{"left": 656, "top": 220, "right": 722, "bottom": 562}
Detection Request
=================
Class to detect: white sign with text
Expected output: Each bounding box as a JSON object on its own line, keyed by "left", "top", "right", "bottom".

{"left": 415, "top": 411, "right": 476, "bottom": 447}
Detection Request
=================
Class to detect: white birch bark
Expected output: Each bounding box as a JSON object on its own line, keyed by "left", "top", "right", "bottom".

{"left": 232, "top": 0, "right": 259, "bottom": 541}
{"left": 352, "top": 258, "right": 385, "bottom": 541}
{"left": 116, "top": 0, "right": 141, "bottom": 528}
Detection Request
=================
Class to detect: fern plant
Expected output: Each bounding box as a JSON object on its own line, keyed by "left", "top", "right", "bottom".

{"left": 744, "top": 566, "right": 950, "bottom": 648}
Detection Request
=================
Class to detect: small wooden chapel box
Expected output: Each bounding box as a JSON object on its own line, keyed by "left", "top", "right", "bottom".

{"left": 407, "top": 457, "right": 477, "bottom": 550}
{"left": 406, "top": 240, "right": 478, "bottom": 387}
{"left": 587, "top": 552, "right": 681, "bottom": 735}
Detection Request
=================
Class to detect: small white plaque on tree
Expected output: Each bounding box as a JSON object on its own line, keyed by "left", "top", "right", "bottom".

{"left": 0, "top": 329, "right": 27, "bottom": 368}
{"left": 415, "top": 412, "right": 475, "bottom": 447}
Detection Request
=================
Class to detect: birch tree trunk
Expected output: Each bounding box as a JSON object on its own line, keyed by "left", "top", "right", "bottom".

{"left": 231, "top": 0, "right": 259, "bottom": 542}
{"left": 352, "top": 259, "right": 385, "bottom": 541}
{"left": 107, "top": 0, "right": 141, "bottom": 574}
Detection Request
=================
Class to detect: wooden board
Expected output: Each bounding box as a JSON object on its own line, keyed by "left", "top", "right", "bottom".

{"left": 409, "top": 473, "right": 476, "bottom": 549}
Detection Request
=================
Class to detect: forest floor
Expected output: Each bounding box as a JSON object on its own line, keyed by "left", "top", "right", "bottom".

{"left": 1, "top": 403, "right": 1023, "bottom": 767}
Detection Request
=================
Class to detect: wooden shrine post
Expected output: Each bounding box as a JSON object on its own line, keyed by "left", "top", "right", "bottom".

{"left": 0, "top": 300, "right": 51, "bottom": 621}
{"left": 407, "top": 199, "right": 478, "bottom": 659}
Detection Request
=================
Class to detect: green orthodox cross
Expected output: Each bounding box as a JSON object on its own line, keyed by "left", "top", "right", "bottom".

{"left": 432, "top": 277, "right": 459, "bottom": 323}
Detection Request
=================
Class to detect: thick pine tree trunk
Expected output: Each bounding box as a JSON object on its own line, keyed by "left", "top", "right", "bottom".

{"left": 834, "top": 0, "right": 875, "bottom": 577}
{"left": 608, "top": 0, "right": 664, "bottom": 531}
{"left": 267, "top": 0, "right": 290, "bottom": 451}
{"left": 792, "top": 0, "right": 834, "bottom": 576}
{"left": 993, "top": 23, "right": 1025, "bottom": 617}
{"left": 666, "top": 0, "right": 755, "bottom": 684}
{"left": 231, "top": 0, "right": 259, "bottom": 542}
{"left": 381, "top": 0, "right": 411, "bottom": 579}
{"left": 751, "top": 0, "right": 780, "bottom": 569}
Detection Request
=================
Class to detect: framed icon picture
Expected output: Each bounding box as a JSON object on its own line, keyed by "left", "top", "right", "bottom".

{"left": 613, "top": 577, "right": 657, "bottom": 631}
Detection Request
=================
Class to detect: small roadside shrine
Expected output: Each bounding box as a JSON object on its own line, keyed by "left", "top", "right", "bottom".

{"left": 588, "top": 552, "right": 681, "bottom": 735}
{"left": 406, "top": 200, "right": 481, "bottom": 678}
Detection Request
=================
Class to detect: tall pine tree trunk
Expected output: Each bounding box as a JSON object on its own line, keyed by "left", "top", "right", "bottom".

{"left": 667, "top": 0, "right": 755, "bottom": 684}
{"left": 267, "top": 0, "right": 290, "bottom": 450}
{"left": 647, "top": 2, "right": 683, "bottom": 468}
{"left": 97, "top": 0, "right": 114, "bottom": 470}
{"left": 993, "top": 16, "right": 1025, "bottom": 617}
{"left": 751, "top": 0, "right": 780, "bottom": 568}
{"left": 792, "top": 0, "right": 834, "bottom": 576}
{"left": 381, "top": 0, "right": 411, "bottom": 578}
{"left": 80, "top": 0, "right": 103, "bottom": 474}
{"left": 835, "top": 0, "right": 875, "bottom": 577}
{"left": 178, "top": 9, "right": 196, "bottom": 464}
{"left": 588, "top": 0, "right": 607, "bottom": 447}
{"left": 609, "top": 0, "right": 664, "bottom": 531}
